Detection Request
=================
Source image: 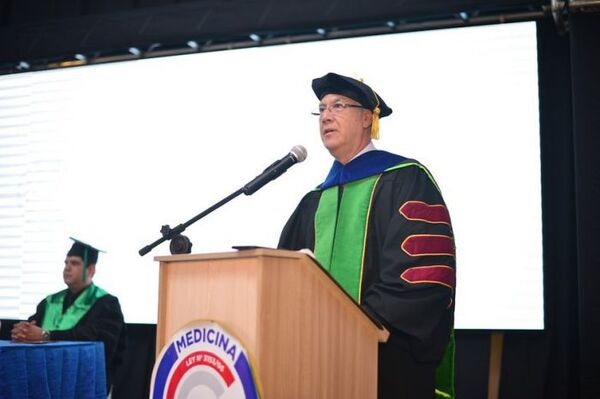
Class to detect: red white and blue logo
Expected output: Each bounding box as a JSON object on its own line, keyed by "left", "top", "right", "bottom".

{"left": 150, "top": 320, "right": 262, "bottom": 399}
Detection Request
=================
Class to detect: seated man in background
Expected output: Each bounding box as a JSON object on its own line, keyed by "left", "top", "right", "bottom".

{"left": 11, "top": 238, "right": 126, "bottom": 393}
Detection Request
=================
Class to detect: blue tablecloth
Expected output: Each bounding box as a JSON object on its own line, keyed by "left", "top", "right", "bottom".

{"left": 0, "top": 340, "right": 107, "bottom": 399}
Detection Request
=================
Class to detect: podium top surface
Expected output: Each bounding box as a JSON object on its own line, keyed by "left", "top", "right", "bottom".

{"left": 154, "top": 247, "right": 301, "bottom": 262}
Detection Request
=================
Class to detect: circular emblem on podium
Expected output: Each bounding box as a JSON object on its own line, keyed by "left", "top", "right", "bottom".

{"left": 150, "top": 320, "right": 262, "bottom": 399}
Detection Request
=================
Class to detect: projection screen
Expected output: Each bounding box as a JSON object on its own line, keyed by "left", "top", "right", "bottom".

{"left": 0, "top": 21, "right": 543, "bottom": 329}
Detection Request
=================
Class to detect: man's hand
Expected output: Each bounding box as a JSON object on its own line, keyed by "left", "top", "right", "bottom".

{"left": 11, "top": 320, "right": 45, "bottom": 342}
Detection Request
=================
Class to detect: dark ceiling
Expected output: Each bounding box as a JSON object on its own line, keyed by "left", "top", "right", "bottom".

{"left": 0, "top": 0, "right": 547, "bottom": 67}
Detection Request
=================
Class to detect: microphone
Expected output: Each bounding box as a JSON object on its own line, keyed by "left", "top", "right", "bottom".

{"left": 243, "top": 145, "right": 307, "bottom": 195}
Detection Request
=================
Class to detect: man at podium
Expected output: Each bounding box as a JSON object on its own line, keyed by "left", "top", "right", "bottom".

{"left": 11, "top": 238, "right": 126, "bottom": 393}
{"left": 279, "top": 72, "right": 456, "bottom": 399}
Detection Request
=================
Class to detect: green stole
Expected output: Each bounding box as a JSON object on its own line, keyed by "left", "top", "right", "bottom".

{"left": 313, "top": 164, "right": 455, "bottom": 399}
{"left": 41, "top": 284, "right": 108, "bottom": 330}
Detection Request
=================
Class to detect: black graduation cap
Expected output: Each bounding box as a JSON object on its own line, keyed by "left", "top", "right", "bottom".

{"left": 67, "top": 237, "right": 105, "bottom": 281}
{"left": 312, "top": 72, "right": 392, "bottom": 139}
{"left": 312, "top": 72, "right": 393, "bottom": 117}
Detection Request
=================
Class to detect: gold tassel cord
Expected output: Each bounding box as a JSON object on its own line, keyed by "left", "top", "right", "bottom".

{"left": 371, "top": 106, "right": 381, "bottom": 140}
{"left": 355, "top": 75, "right": 382, "bottom": 140}
{"left": 367, "top": 82, "right": 381, "bottom": 140}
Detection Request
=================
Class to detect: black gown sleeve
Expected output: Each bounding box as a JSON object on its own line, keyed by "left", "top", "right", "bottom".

{"left": 28, "top": 298, "right": 48, "bottom": 325}
{"left": 362, "top": 165, "right": 455, "bottom": 363}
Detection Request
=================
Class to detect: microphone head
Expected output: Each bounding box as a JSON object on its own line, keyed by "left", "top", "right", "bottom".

{"left": 290, "top": 145, "right": 308, "bottom": 162}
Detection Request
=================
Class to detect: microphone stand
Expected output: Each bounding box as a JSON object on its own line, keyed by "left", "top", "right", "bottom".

{"left": 139, "top": 145, "right": 306, "bottom": 256}
{"left": 138, "top": 188, "right": 244, "bottom": 256}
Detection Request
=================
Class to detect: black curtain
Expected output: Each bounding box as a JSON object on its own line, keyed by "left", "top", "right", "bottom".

{"left": 112, "top": 324, "right": 156, "bottom": 399}
{"left": 569, "top": 12, "right": 600, "bottom": 399}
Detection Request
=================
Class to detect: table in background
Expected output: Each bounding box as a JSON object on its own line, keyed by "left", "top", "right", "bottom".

{"left": 0, "top": 340, "right": 106, "bottom": 399}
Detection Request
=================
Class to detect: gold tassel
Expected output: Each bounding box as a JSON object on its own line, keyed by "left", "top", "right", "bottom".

{"left": 371, "top": 106, "right": 381, "bottom": 140}
{"left": 357, "top": 75, "right": 382, "bottom": 140}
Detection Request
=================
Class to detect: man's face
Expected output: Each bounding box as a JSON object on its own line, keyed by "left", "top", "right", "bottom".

{"left": 63, "top": 256, "right": 93, "bottom": 291}
{"left": 318, "top": 94, "right": 372, "bottom": 164}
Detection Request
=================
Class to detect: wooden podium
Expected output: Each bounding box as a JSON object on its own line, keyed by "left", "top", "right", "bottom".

{"left": 154, "top": 248, "right": 388, "bottom": 398}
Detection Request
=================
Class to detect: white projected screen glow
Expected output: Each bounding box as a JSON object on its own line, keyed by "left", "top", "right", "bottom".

{"left": 0, "top": 22, "right": 543, "bottom": 329}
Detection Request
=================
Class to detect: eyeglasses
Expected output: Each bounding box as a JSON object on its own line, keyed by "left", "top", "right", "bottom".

{"left": 311, "top": 102, "right": 367, "bottom": 116}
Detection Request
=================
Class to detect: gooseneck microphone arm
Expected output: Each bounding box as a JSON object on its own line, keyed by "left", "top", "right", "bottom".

{"left": 138, "top": 145, "right": 307, "bottom": 256}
